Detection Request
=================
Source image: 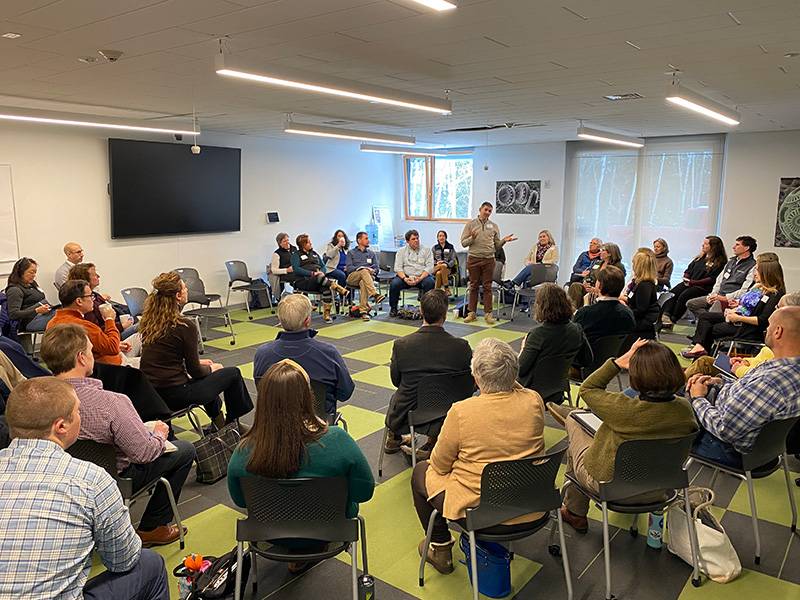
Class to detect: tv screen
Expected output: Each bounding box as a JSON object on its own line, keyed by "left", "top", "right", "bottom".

{"left": 108, "top": 138, "right": 241, "bottom": 238}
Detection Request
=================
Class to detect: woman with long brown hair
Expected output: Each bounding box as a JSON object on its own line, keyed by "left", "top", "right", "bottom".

{"left": 139, "top": 272, "right": 252, "bottom": 430}
{"left": 227, "top": 359, "right": 373, "bottom": 571}
{"left": 5, "top": 257, "right": 55, "bottom": 333}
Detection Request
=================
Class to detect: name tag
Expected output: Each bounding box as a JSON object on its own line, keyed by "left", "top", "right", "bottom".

{"left": 723, "top": 272, "right": 730, "bottom": 279}
{"left": 628, "top": 290, "right": 634, "bottom": 299}
{"left": 761, "top": 295, "right": 769, "bottom": 303}
{"left": 300, "top": 254, "right": 308, "bottom": 260}
{"left": 444, "top": 249, "right": 450, "bottom": 253}
{"left": 486, "top": 224, "right": 493, "bottom": 230}
{"left": 366, "top": 258, "right": 372, "bottom": 264}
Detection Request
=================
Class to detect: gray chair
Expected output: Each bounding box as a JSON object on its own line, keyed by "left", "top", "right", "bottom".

{"left": 67, "top": 439, "right": 185, "bottom": 549}
{"left": 310, "top": 379, "right": 347, "bottom": 432}
{"left": 490, "top": 260, "right": 506, "bottom": 319}
{"left": 225, "top": 260, "right": 273, "bottom": 319}
{"left": 509, "top": 264, "right": 559, "bottom": 321}
{"left": 182, "top": 276, "right": 236, "bottom": 347}
{"left": 551, "top": 433, "right": 701, "bottom": 599}
{"left": 173, "top": 268, "right": 222, "bottom": 306}
{"left": 686, "top": 416, "right": 800, "bottom": 565}
{"left": 375, "top": 251, "right": 396, "bottom": 310}
{"left": 378, "top": 370, "right": 474, "bottom": 476}
{"left": 234, "top": 476, "right": 368, "bottom": 600}
{"left": 120, "top": 287, "right": 149, "bottom": 319}
{"left": 419, "top": 449, "right": 573, "bottom": 600}
{"left": 654, "top": 291, "right": 675, "bottom": 341}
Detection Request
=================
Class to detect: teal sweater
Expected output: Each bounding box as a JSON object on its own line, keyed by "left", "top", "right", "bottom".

{"left": 227, "top": 426, "right": 375, "bottom": 518}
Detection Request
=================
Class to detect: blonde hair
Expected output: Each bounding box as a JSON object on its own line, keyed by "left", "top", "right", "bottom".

{"left": 653, "top": 238, "right": 669, "bottom": 253}
{"left": 539, "top": 230, "right": 556, "bottom": 245}
{"left": 139, "top": 272, "right": 186, "bottom": 344}
{"left": 278, "top": 294, "right": 312, "bottom": 331}
{"left": 755, "top": 254, "right": 785, "bottom": 295}
{"left": 632, "top": 251, "right": 658, "bottom": 284}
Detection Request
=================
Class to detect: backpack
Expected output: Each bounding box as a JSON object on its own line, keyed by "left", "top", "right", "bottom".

{"left": 248, "top": 279, "right": 270, "bottom": 310}
{"left": 349, "top": 304, "right": 372, "bottom": 318}
{"left": 175, "top": 546, "right": 251, "bottom": 599}
{"left": 396, "top": 307, "right": 422, "bottom": 320}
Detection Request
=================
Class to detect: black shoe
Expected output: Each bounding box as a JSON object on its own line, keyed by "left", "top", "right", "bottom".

{"left": 502, "top": 280, "right": 515, "bottom": 290}
{"left": 389, "top": 307, "right": 398, "bottom": 317}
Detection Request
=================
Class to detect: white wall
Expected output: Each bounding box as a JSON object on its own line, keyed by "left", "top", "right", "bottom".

{"left": 395, "top": 141, "right": 567, "bottom": 277}
{"left": 0, "top": 121, "right": 396, "bottom": 301}
{"left": 720, "top": 130, "right": 800, "bottom": 291}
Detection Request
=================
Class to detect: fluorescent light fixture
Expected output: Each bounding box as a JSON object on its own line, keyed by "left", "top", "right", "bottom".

{"left": 285, "top": 121, "right": 415, "bottom": 145}
{"left": 665, "top": 83, "right": 740, "bottom": 125}
{"left": 0, "top": 106, "right": 198, "bottom": 136}
{"left": 361, "top": 143, "right": 448, "bottom": 156}
{"left": 409, "top": 0, "right": 457, "bottom": 10}
{"left": 577, "top": 126, "right": 644, "bottom": 148}
{"left": 216, "top": 54, "right": 452, "bottom": 115}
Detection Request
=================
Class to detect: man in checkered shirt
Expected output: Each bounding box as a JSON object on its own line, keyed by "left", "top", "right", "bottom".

{"left": 0, "top": 377, "right": 168, "bottom": 599}
{"left": 688, "top": 305, "right": 800, "bottom": 468}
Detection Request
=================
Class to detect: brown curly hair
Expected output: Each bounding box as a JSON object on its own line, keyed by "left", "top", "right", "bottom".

{"left": 139, "top": 272, "right": 187, "bottom": 344}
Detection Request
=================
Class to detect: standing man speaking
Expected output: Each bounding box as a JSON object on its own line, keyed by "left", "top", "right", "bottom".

{"left": 460, "top": 202, "right": 516, "bottom": 324}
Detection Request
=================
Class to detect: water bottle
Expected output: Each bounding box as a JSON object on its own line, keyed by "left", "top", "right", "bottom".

{"left": 647, "top": 511, "right": 664, "bottom": 549}
{"left": 358, "top": 574, "right": 375, "bottom": 600}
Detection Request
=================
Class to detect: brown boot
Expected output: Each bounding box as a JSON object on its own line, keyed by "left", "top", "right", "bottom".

{"left": 323, "top": 302, "right": 333, "bottom": 324}
{"left": 384, "top": 432, "right": 412, "bottom": 454}
{"left": 561, "top": 506, "right": 588, "bottom": 534}
{"left": 331, "top": 282, "right": 350, "bottom": 297}
{"left": 401, "top": 436, "right": 437, "bottom": 460}
{"left": 419, "top": 537, "right": 455, "bottom": 574}
{"left": 546, "top": 402, "right": 578, "bottom": 427}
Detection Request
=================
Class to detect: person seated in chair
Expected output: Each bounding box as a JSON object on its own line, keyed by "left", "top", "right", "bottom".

{"left": 253, "top": 294, "right": 353, "bottom": 415}
{"left": 345, "top": 232, "right": 386, "bottom": 322}
{"left": 227, "top": 359, "right": 374, "bottom": 574}
{"left": 267, "top": 233, "right": 297, "bottom": 302}
{"left": 618, "top": 250, "right": 660, "bottom": 352}
{"left": 322, "top": 229, "right": 350, "bottom": 289}
{"left": 0, "top": 377, "right": 170, "bottom": 599}
{"left": 548, "top": 340, "right": 698, "bottom": 534}
{"left": 572, "top": 266, "right": 635, "bottom": 348}
{"left": 432, "top": 230, "right": 456, "bottom": 296}
{"left": 384, "top": 289, "right": 472, "bottom": 460}
{"left": 54, "top": 241, "right": 85, "bottom": 290}
{"left": 41, "top": 323, "right": 195, "bottom": 548}
{"left": 569, "top": 237, "right": 602, "bottom": 284}
{"left": 411, "top": 338, "right": 545, "bottom": 575}
{"left": 5, "top": 257, "right": 56, "bottom": 334}
{"left": 518, "top": 283, "right": 592, "bottom": 401}
{"left": 653, "top": 238, "right": 674, "bottom": 291}
{"left": 502, "top": 229, "right": 559, "bottom": 290}
{"left": 67, "top": 263, "right": 138, "bottom": 341}
{"left": 291, "top": 234, "right": 350, "bottom": 324}
{"left": 567, "top": 242, "right": 625, "bottom": 310}
{"left": 48, "top": 280, "right": 139, "bottom": 367}
{"left": 687, "top": 306, "right": 800, "bottom": 469}
{"left": 389, "top": 230, "right": 435, "bottom": 318}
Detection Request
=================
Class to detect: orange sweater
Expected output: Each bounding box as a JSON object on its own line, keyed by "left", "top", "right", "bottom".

{"left": 47, "top": 309, "right": 122, "bottom": 365}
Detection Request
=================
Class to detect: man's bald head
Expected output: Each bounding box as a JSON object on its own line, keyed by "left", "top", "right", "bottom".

{"left": 63, "top": 242, "right": 84, "bottom": 265}
{"left": 766, "top": 305, "right": 800, "bottom": 358}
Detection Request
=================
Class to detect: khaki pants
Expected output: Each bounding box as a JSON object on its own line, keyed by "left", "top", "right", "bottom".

{"left": 683, "top": 355, "right": 720, "bottom": 380}
{"left": 347, "top": 270, "right": 377, "bottom": 310}
{"left": 433, "top": 264, "right": 450, "bottom": 289}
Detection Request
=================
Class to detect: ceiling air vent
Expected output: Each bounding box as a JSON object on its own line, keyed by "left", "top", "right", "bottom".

{"left": 603, "top": 93, "right": 643, "bottom": 101}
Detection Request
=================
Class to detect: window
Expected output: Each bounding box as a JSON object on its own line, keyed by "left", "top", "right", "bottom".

{"left": 565, "top": 136, "right": 724, "bottom": 279}
{"left": 404, "top": 154, "right": 472, "bottom": 221}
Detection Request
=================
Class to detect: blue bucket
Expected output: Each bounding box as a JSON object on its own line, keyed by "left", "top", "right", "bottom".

{"left": 459, "top": 534, "right": 512, "bottom": 598}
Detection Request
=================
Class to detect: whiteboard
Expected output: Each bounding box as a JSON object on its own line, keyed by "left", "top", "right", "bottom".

{"left": 0, "top": 165, "right": 20, "bottom": 278}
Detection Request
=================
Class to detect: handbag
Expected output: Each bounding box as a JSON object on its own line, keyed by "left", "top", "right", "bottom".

{"left": 666, "top": 486, "right": 741, "bottom": 583}
{"left": 174, "top": 546, "right": 251, "bottom": 599}
{"left": 193, "top": 422, "right": 241, "bottom": 484}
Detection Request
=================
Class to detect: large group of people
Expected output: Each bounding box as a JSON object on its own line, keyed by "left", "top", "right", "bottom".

{"left": 0, "top": 224, "right": 798, "bottom": 599}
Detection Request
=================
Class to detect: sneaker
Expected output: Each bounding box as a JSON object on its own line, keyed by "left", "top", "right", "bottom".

{"left": 389, "top": 307, "right": 398, "bottom": 317}
{"left": 561, "top": 506, "right": 588, "bottom": 534}
{"left": 361, "top": 313, "right": 371, "bottom": 321}
{"left": 419, "top": 537, "right": 455, "bottom": 575}
{"left": 372, "top": 293, "right": 386, "bottom": 304}
{"left": 463, "top": 311, "right": 477, "bottom": 323}
{"left": 484, "top": 313, "right": 495, "bottom": 325}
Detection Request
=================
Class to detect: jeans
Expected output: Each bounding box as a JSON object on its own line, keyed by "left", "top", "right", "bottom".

{"left": 156, "top": 367, "right": 253, "bottom": 422}
{"left": 511, "top": 264, "right": 533, "bottom": 287}
{"left": 24, "top": 311, "right": 56, "bottom": 331}
{"left": 327, "top": 268, "right": 347, "bottom": 287}
{"left": 120, "top": 322, "right": 139, "bottom": 341}
{"left": 84, "top": 549, "right": 169, "bottom": 600}
{"left": 389, "top": 275, "right": 434, "bottom": 309}
{"left": 121, "top": 440, "right": 196, "bottom": 530}
{"left": 691, "top": 430, "right": 743, "bottom": 469}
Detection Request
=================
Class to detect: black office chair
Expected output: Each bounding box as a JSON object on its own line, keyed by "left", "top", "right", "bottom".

{"left": 378, "top": 370, "right": 474, "bottom": 475}
{"left": 509, "top": 264, "right": 559, "bottom": 321}
{"left": 182, "top": 276, "right": 236, "bottom": 346}
{"left": 419, "top": 449, "right": 573, "bottom": 600}
{"left": 550, "top": 433, "right": 701, "bottom": 599}
{"left": 654, "top": 292, "right": 675, "bottom": 342}
{"left": 527, "top": 353, "right": 576, "bottom": 406}
{"left": 173, "top": 268, "right": 222, "bottom": 306}
{"left": 686, "top": 416, "right": 800, "bottom": 565}
{"left": 68, "top": 439, "right": 185, "bottom": 549}
{"left": 570, "top": 334, "right": 627, "bottom": 400}
{"left": 120, "top": 287, "right": 149, "bottom": 320}
{"left": 91, "top": 362, "right": 172, "bottom": 422}
{"left": 225, "top": 260, "right": 273, "bottom": 319}
{"left": 310, "top": 379, "right": 347, "bottom": 431}
{"left": 234, "top": 476, "right": 368, "bottom": 600}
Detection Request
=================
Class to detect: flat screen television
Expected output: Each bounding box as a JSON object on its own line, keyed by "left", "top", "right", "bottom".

{"left": 108, "top": 138, "right": 241, "bottom": 238}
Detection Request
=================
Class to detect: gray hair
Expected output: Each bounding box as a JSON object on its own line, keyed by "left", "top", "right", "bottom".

{"left": 471, "top": 338, "right": 519, "bottom": 394}
{"left": 781, "top": 292, "right": 800, "bottom": 307}
{"left": 277, "top": 294, "right": 312, "bottom": 331}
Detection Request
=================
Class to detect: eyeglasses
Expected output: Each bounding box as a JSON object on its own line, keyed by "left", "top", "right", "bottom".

{"left": 79, "top": 294, "right": 93, "bottom": 298}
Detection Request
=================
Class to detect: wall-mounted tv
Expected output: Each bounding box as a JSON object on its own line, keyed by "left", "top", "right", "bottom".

{"left": 108, "top": 138, "right": 241, "bottom": 238}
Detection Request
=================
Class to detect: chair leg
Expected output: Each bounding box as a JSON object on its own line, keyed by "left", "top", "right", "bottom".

{"left": 469, "top": 530, "right": 480, "bottom": 600}
{"left": 234, "top": 542, "right": 244, "bottom": 600}
{"left": 377, "top": 428, "right": 388, "bottom": 477}
{"left": 419, "top": 510, "right": 438, "bottom": 587}
{"left": 350, "top": 540, "right": 359, "bottom": 600}
{"left": 226, "top": 313, "right": 236, "bottom": 346}
{"left": 601, "top": 502, "right": 613, "bottom": 600}
{"left": 709, "top": 467, "right": 720, "bottom": 489}
{"left": 410, "top": 424, "right": 417, "bottom": 470}
{"left": 782, "top": 453, "right": 798, "bottom": 532}
{"left": 745, "top": 471, "right": 762, "bottom": 564}
{"left": 510, "top": 293, "right": 517, "bottom": 322}
{"left": 556, "top": 507, "right": 574, "bottom": 600}
{"left": 244, "top": 291, "right": 253, "bottom": 320}
{"left": 339, "top": 416, "right": 348, "bottom": 432}
{"left": 226, "top": 287, "right": 232, "bottom": 307}
{"left": 683, "top": 487, "right": 702, "bottom": 587}
{"left": 251, "top": 547, "right": 258, "bottom": 595}
{"left": 157, "top": 477, "right": 185, "bottom": 550}
{"left": 357, "top": 514, "right": 369, "bottom": 574}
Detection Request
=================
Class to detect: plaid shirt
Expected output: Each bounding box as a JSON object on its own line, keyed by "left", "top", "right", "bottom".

{"left": 692, "top": 357, "right": 800, "bottom": 453}
{"left": 0, "top": 439, "right": 141, "bottom": 599}
{"left": 67, "top": 377, "right": 167, "bottom": 473}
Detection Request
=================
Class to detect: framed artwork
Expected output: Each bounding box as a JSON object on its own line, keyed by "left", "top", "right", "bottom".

{"left": 775, "top": 177, "right": 800, "bottom": 248}
{"left": 495, "top": 180, "right": 540, "bottom": 214}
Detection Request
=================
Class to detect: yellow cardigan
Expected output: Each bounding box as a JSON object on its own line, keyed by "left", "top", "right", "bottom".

{"left": 425, "top": 383, "right": 546, "bottom": 523}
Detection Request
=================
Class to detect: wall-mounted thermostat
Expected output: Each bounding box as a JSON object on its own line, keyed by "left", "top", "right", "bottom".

{"left": 266, "top": 212, "right": 279, "bottom": 223}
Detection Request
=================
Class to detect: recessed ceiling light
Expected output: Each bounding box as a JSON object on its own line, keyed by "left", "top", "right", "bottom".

{"left": 408, "top": 0, "right": 457, "bottom": 10}
{"left": 2, "top": 32, "right": 22, "bottom": 39}
{"left": 785, "top": 52, "right": 800, "bottom": 58}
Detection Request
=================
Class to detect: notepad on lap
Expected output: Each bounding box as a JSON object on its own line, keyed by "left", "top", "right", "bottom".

{"left": 571, "top": 412, "right": 603, "bottom": 436}
{"left": 144, "top": 421, "right": 178, "bottom": 453}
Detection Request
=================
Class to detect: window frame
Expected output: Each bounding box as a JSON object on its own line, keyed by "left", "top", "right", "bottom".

{"left": 403, "top": 152, "right": 473, "bottom": 223}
